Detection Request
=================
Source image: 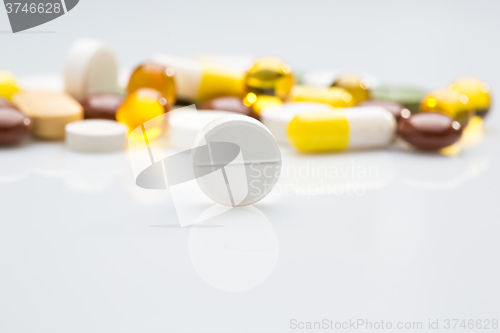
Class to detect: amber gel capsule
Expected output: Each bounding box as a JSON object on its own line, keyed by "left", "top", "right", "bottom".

{"left": 331, "top": 74, "right": 371, "bottom": 103}
{"left": 420, "top": 89, "right": 473, "bottom": 127}
{"left": 127, "top": 63, "right": 176, "bottom": 106}
{"left": 398, "top": 111, "right": 463, "bottom": 150}
{"left": 244, "top": 57, "right": 295, "bottom": 101}
{"left": 449, "top": 77, "right": 491, "bottom": 118}
{"left": 116, "top": 88, "right": 169, "bottom": 141}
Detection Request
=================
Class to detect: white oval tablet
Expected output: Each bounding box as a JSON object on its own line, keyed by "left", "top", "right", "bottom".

{"left": 65, "top": 119, "right": 127, "bottom": 153}
{"left": 64, "top": 39, "right": 120, "bottom": 101}
{"left": 168, "top": 110, "right": 234, "bottom": 150}
{"left": 260, "top": 102, "right": 333, "bottom": 144}
{"left": 192, "top": 115, "right": 282, "bottom": 207}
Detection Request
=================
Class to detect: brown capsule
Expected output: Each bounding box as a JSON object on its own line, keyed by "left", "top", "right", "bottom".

{"left": 358, "top": 99, "right": 408, "bottom": 122}
{"left": 80, "top": 93, "right": 123, "bottom": 120}
{"left": 200, "top": 96, "right": 259, "bottom": 119}
{"left": 398, "top": 112, "right": 463, "bottom": 150}
{"left": 0, "top": 96, "right": 12, "bottom": 108}
{"left": 0, "top": 107, "right": 32, "bottom": 145}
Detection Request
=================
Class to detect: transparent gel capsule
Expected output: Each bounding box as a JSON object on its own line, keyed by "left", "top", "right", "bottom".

{"left": 449, "top": 77, "right": 491, "bottom": 118}
{"left": 244, "top": 57, "right": 294, "bottom": 101}
{"left": 127, "top": 63, "right": 176, "bottom": 107}
{"left": 331, "top": 73, "right": 371, "bottom": 104}
{"left": 420, "top": 89, "right": 473, "bottom": 127}
{"left": 117, "top": 88, "right": 169, "bottom": 141}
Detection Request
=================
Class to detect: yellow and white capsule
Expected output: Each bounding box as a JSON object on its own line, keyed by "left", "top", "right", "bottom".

{"left": 150, "top": 54, "right": 245, "bottom": 103}
{"left": 287, "top": 107, "right": 396, "bottom": 152}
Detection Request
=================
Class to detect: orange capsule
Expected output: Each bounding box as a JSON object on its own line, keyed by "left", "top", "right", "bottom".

{"left": 127, "top": 63, "right": 176, "bottom": 107}
{"left": 117, "top": 88, "right": 169, "bottom": 141}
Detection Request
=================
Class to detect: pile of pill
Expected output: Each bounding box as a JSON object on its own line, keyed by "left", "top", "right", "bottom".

{"left": 0, "top": 38, "right": 492, "bottom": 155}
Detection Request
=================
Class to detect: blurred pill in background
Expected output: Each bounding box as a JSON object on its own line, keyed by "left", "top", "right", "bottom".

{"left": 398, "top": 112, "right": 463, "bottom": 151}
{"left": 358, "top": 99, "right": 409, "bottom": 123}
{"left": 151, "top": 54, "right": 245, "bottom": 103}
{"left": 81, "top": 93, "right": 123, "bottom": 120}
{"left": 247, "top": 95, "right": 283, "bottom": 115}
{"left": 287, "top": 107, "right": 396, "bottom": 153}
{"left": 420, "top": 88, "right": 472, "bottom": 127}
{"left": 0, "top": 96, "right": 12, "bottom": 108}
{"left": 243, "top": 56, "right": 295, "bottom": 101}
{"left": 116, "top": 88, "right": 169, "bottom": 141}
{"left": 64, "top": 39, "right": 120, "bottom": 102}
{"left": 331, "top": 73, "right": 371, "bottom": 104}
{"left": 260, "top": 102, "right": 333, "bottom": 144}
{"left": 0, "top": 71, "right": 21, "bottom": 101}
{"left": 290, "top": 85, "right": 356, "bottom": 107}
{"left": 200, "top": 96, "right": 258, "bottom": 119}
{"left": 449, "top": 77, "right": 491, "bottom": 118}
{"left": 372, "top": 85, "right": 429, "bottom": 113}
{"left": 127, "top": 62, "right": 176, "bottom": 107}
{"left": 12, "top": 91, "right": 83, "bottom": 140}
{"left": 0, "top": 107, "right": 32, "bottom": 145}
{"left": 65, "top": 119, "right": 128, "bottom": 153}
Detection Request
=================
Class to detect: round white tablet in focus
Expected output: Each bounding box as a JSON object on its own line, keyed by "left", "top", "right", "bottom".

{"left": 66, "top": 120, "right": 127, "bottom": 153}
{"left": 193, "top": 115, "right": 282, "bottom": 207}
{"left": 260, "top": 102, "right": 333, "bottom": 144}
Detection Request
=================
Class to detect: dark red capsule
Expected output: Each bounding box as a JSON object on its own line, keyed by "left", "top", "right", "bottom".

{"left": 200, "top": 97, "right": 259, "bottom": 119}
{"left": 81, "top": 93, "right": 123, "bottom": 120}
{"left": 0, "top": 107, "right": 32, "bottom": 145}
{"left": 398, "top": 112, "right": 463, "bottom": 150}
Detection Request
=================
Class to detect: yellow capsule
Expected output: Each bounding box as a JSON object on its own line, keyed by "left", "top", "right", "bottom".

{"left": 420, "top": 89, "right": 473, "bottom": 127}
{"left": 449, "top": 77, "right": 491, "bottom": 118}
{"left": 0, "top": 71, "right": 21, "bottom": 100}
{"left": 244, "top": 57, "right": 294, "bottom": 101}
{"left": 116, "top": 88, "right": 168, "bottom": 141}
{"left": 290, "top": 85, "right": 356, "bottom": 107}
{"left": 331, "top": 74, "right": 371, "bottom": 103}
{"left": 127, "top": 63, "right": 176, "bottom": 107}
{"left": 287, "top": 108, "right": 396, "bottom": 153}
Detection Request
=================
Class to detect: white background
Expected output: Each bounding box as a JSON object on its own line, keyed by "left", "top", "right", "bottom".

{"left": 1, "top": 1, "right": 499, "bottom": 332}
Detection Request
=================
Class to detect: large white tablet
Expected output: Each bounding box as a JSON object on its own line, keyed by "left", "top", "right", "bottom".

{"left": 192, "top": 115, "right": 282, "bottom": 207}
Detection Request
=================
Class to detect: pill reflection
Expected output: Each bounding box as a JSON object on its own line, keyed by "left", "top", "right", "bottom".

{"left": 189, "top": 205, "right": 279, "bottom": 292}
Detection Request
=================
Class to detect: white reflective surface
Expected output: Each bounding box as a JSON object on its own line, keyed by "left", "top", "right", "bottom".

{"left": 1, "top": 0, "right": 500, "bottom": 332}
